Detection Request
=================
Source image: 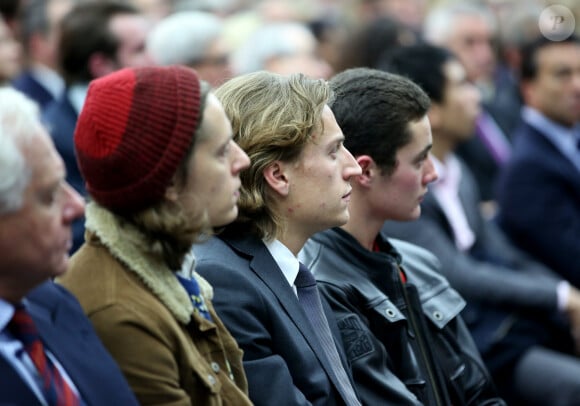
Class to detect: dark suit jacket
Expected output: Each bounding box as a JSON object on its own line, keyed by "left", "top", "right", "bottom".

{"left": 0, "top": 281, "right": 139, "bottom": 406}
{"left": 12, "top": 71, "right": 55, "bottom": 111}
{"left": 382, "top": 157, "right": 566, "bottom": 354}
{"left": 43, "top": 92, "right": 85, "bottom": 254}
{"left": 497, "top": 121, "right": 580, "bottom": 288}
{"left": 194, "top": 233, "right": 355, "bottom": 406}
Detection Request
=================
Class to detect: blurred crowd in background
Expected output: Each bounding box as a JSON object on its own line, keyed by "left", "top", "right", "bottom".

{"left": 1, "top": 0, "right": 578, "bottom": 211}
{"left": 2, "top": 0, "right": 580, "bottom": 404}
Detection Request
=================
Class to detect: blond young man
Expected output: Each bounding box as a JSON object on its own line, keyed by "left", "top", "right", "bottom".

{"left": 193, "top": 71, "right": 362, "bottom": 406}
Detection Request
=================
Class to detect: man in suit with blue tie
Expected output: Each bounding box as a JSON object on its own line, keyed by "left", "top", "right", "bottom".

{"left": 193, "top": 71, "right": 363, "bottom": 406}
{"left": 0, "top": 87, "right": 139, "bottom": 406}
{"left": 497, "top": 35, "right": 580, "bottom": 289}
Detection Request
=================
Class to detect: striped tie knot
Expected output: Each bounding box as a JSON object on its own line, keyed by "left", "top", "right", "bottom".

{"left": 295, "top": 262, "right": 317, "bottom": 289}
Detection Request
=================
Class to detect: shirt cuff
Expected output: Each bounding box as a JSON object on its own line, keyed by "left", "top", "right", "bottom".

{"left": 557, "top": 280, "right": 571, "bottom": 312}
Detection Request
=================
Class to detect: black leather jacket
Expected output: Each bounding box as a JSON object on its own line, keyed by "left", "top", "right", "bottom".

{"left": 300, "top": 228, "right": 505, "bottom": 406}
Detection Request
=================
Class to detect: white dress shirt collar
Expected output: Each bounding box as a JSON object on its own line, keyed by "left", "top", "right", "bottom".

{"left": 263, "top": 238, "right": 300, "bottom": 289}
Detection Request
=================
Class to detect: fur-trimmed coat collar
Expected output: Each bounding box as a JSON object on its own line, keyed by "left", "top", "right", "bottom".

{"left": 85, "top": 202, "right": 213, "bottom": 325}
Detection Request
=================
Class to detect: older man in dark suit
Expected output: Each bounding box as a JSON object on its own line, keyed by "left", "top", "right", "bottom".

{"left": 0, "top": 87, "right": 139, "bottom": 406}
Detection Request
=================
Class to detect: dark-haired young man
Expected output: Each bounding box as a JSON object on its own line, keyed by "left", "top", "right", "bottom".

{"left": 300, "top": 67, "right": 504, "bottom": 405}
{"left": 381, "top": 43, "right": 580, "bottom": 405}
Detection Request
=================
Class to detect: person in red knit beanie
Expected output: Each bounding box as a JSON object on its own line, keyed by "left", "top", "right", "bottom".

{"left": 58, "top": 64, "right": 252, "bottom": 405}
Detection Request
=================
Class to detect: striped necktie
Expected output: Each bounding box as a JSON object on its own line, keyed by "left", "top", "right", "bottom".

{"left": 9, "top": 304, "right": 80, "bottom": 406}
{"left": 295, "top": 263, "right": 361, "bottom": 406}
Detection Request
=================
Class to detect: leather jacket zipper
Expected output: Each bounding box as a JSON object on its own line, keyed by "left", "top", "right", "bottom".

{"left": 399, "top": 267, "right": 445, "bottom": 406}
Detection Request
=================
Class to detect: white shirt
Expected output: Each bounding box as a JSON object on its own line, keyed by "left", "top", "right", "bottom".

{"left": 264, "top": 238, "right": 300, "bottom": 296}
{"left": 431, "top": 154, "right": 476, "bottom": 252}
{"left": 68, "top": 83, "right": 90, "bottom": 115}
{"left": 0, "top": 298, "right": 81, "bottom": 405}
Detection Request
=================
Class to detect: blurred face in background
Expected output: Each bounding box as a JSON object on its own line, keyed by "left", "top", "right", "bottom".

{"left": 190, "top": 38, "right": 233, "bottom": 88}
{"left": 38, "top": 0, "right": 74, "bottom": 69}
{"left": 374, "top": 0, "right": 427, "bottom": 30}
{"left": 523, "top": 42, "right": 580, "bottom": 128}
{"left": 446, "top": 14, "right": 495, "bottom": 85}
{"left": 265, "top": 28, "right": 333, "bottom": 80}
{"left": 431, "top": 60, "right": 481, "bottom": 143}
{"left": 0, "top": 16, "right": 21, "bottom": 83}
{"left": 109, "top": 13, "right": 154, "bottom": 68}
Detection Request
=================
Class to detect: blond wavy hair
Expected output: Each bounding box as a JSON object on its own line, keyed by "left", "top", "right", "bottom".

{"left": 215, "top": 71, "right": 333, "bottom": 240}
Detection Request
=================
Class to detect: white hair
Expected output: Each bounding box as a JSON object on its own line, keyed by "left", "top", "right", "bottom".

{"left": 424, "top": 2, "right": 497, "bottom": 45}
{"left": 232, "top": 22, "right": 316, "bottom": 75}
{"left": 0, "top": 87, "right": 41, "bottom": 214}
{"left": 147, "top": 11, "right": 223, "bottom": 66}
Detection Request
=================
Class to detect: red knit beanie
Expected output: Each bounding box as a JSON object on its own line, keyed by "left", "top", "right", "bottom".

{"left": 74, "top": 65, "right": 201, "bottom": 213}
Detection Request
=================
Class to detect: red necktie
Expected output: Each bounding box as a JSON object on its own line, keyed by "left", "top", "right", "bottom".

{"left": 8, "top": 304, "right": 80, "bottom": 406}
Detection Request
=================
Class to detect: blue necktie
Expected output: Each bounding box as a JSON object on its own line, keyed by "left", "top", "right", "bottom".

{"left": 176, "top": 274, "right": 212, "bottom": 321}
{"left": 295, "top": 263, "right": 361, "bottom": 406}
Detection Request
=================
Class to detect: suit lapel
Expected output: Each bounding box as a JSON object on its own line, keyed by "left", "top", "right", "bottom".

{"left": 0, "top": 356, "right": 42, "bottom": 406}
{"left": 14, "top": 72, "right": 54, "bottom": 108}
{"left": 456, "top": 160, "right": 482, "bottom": 236}
{"left": 527, "top": 124, "right": 580, "bottom": 187}
{"left": 227, "top": 236, "right": 349, "bottom": 398}
{"left": 421, "top": 191, "right": 455, "bottom": 239}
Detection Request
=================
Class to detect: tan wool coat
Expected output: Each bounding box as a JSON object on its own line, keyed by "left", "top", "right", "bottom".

{"left": 58, "top": 202, "right": 252, "bottom": 406}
